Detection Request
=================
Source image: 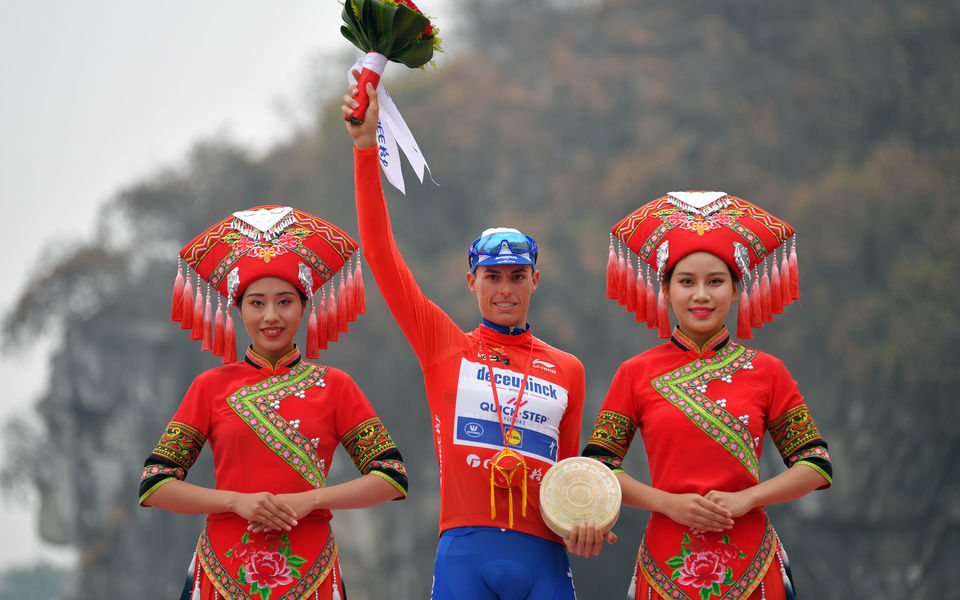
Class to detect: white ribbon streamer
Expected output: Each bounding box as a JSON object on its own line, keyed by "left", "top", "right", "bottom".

{"left": 349, "top": 53, "right": 431, "bottom": 194}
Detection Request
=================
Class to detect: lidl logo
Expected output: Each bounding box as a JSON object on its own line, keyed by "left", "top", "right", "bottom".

{"left": 506, "top": 430, "right": 522, "bottom": 446}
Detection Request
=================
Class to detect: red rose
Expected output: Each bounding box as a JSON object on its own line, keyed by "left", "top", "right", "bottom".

{"left": 676, "top": 551, "right": 726, "bottom": 589}
{"left": 245, "top": 550, "right": 295, "bottom": 589}
{"left": 394, "top": 0, "right": 434, "bottom": 36}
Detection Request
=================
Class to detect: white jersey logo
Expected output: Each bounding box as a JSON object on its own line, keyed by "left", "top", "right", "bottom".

{"left": 452, "top": 358, "right": 569, "bottom": 463}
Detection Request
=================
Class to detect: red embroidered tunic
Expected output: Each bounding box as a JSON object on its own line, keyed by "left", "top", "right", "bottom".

{"left": 139, "top": 347, "right": 407, "bottom": 600}
{"left": 354, "top": 146, "right": 586, "bottom": 543}
{"left": 583, "top": 328, "right": 831, "bottom": 600}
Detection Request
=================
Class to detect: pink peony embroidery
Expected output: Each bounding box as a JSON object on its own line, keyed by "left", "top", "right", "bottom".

{"left": 676, "top": 551, "right": 725, "bottom": 589}
{"left": 245, "top": 550, "right": 295, "bottom": 589}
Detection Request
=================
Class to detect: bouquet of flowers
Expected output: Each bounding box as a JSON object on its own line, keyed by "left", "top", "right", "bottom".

{"left": 341, "top": 0, "right": 440, "bottom": 124}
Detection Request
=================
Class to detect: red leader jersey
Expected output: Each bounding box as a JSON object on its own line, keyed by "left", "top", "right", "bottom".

{"left": 354, "top": 146, "right": 585, "bottom": 543}
{"left": 583, "top": 328, "right": 832, "bottom": 600}
{"left": 139, "top": 347, "right": 407, "bottom": 600}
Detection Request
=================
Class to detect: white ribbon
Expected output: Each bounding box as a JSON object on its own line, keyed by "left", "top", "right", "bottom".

{"left": 349, "top": 53, "right": 431, "bottom": 194}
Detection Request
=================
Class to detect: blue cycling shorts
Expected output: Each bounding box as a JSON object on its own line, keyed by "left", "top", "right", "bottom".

{"left": 431, "top": 527, "right": 576, "bottom": 600}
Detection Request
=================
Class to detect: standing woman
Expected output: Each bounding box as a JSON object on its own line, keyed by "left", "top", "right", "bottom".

{"left": 580, "top": 192, "right": 832, "bottom": 599}
{"left": 139, "top": 206, "right": 408, "bottom": 600}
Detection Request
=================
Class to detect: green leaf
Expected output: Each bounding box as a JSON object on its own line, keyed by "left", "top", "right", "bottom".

{"left": 225, "top": 549, "right": 233, "bottom": 557}
{"left": 238, "top": 565, "right": 247, "bottom": 581}
{"left": 711, "top": 582, "right": 721, "bottom": 595}
{"left": 682, "top": 533, "right": 692, "bottom": 545}
{"left": 287, "top": 555, "right": 306, "bottom": 568}
{"left": 680, "top": 545, "right": 692, "bottom": 558}
{"left": 722, "top": 533, "right": 731, "bottom": 544}
{"left": 723, "top": 567, "right": 735, "bottom": 586}
{"left": 739, "top": 551, "right": 747, "bottom": 559}
{"left": 700, "top": 588, "right": 713, "bottom": 600}
{"left": 665, "top": 556, "right": 684, "bottom": 568}
{"left": 280, "top": 545, "right": 290, "bottom": 557}
{"left": 259, "top": 587, "right": 271, "bottom": 600}
{"left": 242, "top": 533, "right": 250, "bottom": 543}
{"left": 289, "top": 568, "right": 301, "bottom": 579}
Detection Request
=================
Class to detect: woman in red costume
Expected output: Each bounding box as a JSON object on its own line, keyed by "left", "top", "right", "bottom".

{"left": 580, "top": 192, "right": 832, "bottom": 600}
{"left": 139, "top": 205, "right": 408, "bottom": 600}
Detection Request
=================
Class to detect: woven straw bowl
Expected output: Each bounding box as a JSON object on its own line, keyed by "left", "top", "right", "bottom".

{"left": 539, "top": 457, "right": 621, "bottom": 537}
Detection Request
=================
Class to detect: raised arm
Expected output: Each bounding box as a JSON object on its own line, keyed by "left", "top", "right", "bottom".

{"left": 343, "top": 80, "right": 466, "bottom": 366}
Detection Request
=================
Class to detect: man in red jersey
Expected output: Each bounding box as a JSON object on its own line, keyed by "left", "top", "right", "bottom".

{"left": 343, "top": 83, "right": 609, "bottom": 599}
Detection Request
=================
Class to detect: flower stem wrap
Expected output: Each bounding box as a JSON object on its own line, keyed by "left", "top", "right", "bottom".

{"left": 341, "top": 0, "right": 439, "bottom": 124}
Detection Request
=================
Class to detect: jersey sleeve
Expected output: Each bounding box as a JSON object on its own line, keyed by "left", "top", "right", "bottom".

{"left": 354, "top": 146, "right": 467, "bottom": 368}
{"left": 333, "top": 370, "right": 409, "bottom": 499}
{"left": 765, "top": 358, "right": 833, "bottom": 488}
{"left": 582, "top": 363, "right": 640, "bottom": 473}
{"left": 556, "top": 355, "right": 586, "bottom": 461}
{"left": 138, "top": 376, "right": 212, "bottom": 505}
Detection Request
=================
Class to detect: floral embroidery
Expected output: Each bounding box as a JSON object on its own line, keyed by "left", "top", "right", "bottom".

{"left": 341, "top": 417, "right": 400, "bottom": 473}
{"left": 226, "top": 363, "right": 328, "bottom": 488}
{"left": 665, "top": 533, "right": 746, "bottom": 600}
{"left": 586, "top": 410, "right": 637, "bottom": 460}
{"left": 224, "top": 532, "right": 305, "bottom": 600}
{"left": 640, "top": 523, "right": 777, "bottom": 600}
{"left": 199, "top": 528, "right": 337, "bottom": 600}
{"left": 650, "top": 342, "right": 761, "bottom": 480}
{"left": 151, "top": 421, "right": 206, "bottom": 469}
{"left": 140, "top": 464, "right": 186, "bottom": 481}
{"left": 667, "top": 210, "right": 735, "bottom": 236}
{"left": 365, "top": 458, "right": 407, "bottom": 473}
{"left": 788, "top": 445, "right": 830, "bottom": 466}
{"left": 768, "top": 405, "right": 823, "bottom": 460}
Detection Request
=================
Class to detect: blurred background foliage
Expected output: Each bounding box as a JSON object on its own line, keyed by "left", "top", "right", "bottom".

{"left": 2, "top": 0, "right": 958, "bottom": 598}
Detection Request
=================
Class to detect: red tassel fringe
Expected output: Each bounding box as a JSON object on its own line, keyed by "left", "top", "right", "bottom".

{"left": 635, "top": 268, "right": 646, "bottom": 323}
{"left": 213, "top": 299, "right": 225, "bottom": 356}
{"left": 327, "top": 287, "right": 339, "bottom": 343}
{"left": 306, "top": 302, "right": 320, "bottom": 359}
{"left": 780, "top": 250, "right": 792, "bottom": 307}
{"left": 605, "top": 244, "right": 619, "bottom": 300}
{"left": 760, "top": 265, "right": 773, "bottom": 323}
{"left": 200, "top": 289, "right": 213, "bottom": 351}
{"left": 346, "top": 266, "right": 357, "bottom": 322}
{"left": 318, "top": 292, "right": 329, "bottom": 350}
{"left": 750, "top": 277, "right": 763, "bottom": 329}
{"left": 770, "top": 261, "right": 784, "bottom": 315}
{"left": 337, "top": 277, "right": 349, "bottom": 334}
{"left": 737, "top": 287, "right": 752, "bottom": 339}
{"left": 222, "top": 311, "right": 236, "bottom": 363}
{"left": 171, "top": 264, "right": 185, "bottom": 322}
{"left": 624, "top": 258, "right": 637, "bottom": 313}
{"left": 645, "top": 272, "right": 657, "bottom": 329}
{"left": 789, "top": 244, "right": 800, "bottom": 300}
{"left": 617, "top": 249, "right": 627, "bottom": 306}
{"left": 189, "top": 285, "right": 204, "bottom": 340}
{"left": 180, "top": 275, "right": 194, "bottom": 330}
{"left": 657, "top": 285, "right": 670, "bottom": 338}
{"left": 354, "top": 259, "right": 366, "bottom": 315}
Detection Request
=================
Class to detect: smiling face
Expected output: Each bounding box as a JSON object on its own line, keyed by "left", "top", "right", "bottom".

{"left": 664, "top": 251, "right": 738, "bottom": 347}
{"left": 238, "top": 276, "right": 306, "bottom": 364}
{"left": 466, "top": 265, "right": 540, "bottom": 329}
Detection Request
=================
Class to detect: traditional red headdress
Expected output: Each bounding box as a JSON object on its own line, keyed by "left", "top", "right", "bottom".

{"left": 608, "top": 191, "right": 799, "bottom": 339}
{"left": 169, "top": 205, "right": 366, "bottom": 361}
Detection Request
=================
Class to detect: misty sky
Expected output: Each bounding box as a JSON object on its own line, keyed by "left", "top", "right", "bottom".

{"left": 0, "top": 0, "right": 453, "bottom": 571}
